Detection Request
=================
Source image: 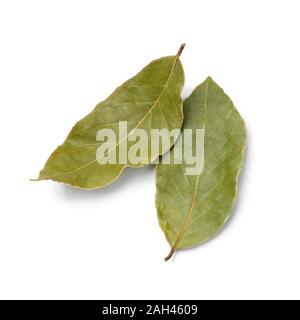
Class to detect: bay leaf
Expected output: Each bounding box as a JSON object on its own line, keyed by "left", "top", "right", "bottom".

{"left": 155, "top": 77, "right": 246, "bottom": 261}
{"left": 34, "top": 45, "right": 185, "bottom": 189}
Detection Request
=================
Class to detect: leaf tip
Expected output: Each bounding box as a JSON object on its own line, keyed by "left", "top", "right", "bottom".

{"left": 30, "top": 173, "right": 43, "bottom": 182}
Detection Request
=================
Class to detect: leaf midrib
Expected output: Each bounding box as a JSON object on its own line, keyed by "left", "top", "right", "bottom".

{"left": 50, "top": 55, "right": 182, "bottom": 176}
{"left": 169, "top": 78, "right": 210, "bottom": 252}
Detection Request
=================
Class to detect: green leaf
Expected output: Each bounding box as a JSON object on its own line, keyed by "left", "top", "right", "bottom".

{"left": 155, "top": 77, "right": 246, "bottom": 261}
{"left": 34, "top": 45, "right": 185, "bottom": 189}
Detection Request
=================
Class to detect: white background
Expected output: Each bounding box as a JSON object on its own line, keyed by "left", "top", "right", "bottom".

{"left": 0, "top": 0, "right": 300, "bottom": 300}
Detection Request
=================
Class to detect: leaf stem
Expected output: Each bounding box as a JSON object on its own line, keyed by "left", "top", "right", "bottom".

{"left": 176, "top": 44, "right": 186, "bottom": 58}
{"left": 164, "top": 247, "right": 176, "bottom": 261}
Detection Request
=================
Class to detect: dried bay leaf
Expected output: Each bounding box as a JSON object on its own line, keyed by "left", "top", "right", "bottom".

{"left": 34, "top": 45, "right": 185, "bottom": 189}
{"left": 156, "top": 77, "right": 246, "bottom": 261}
